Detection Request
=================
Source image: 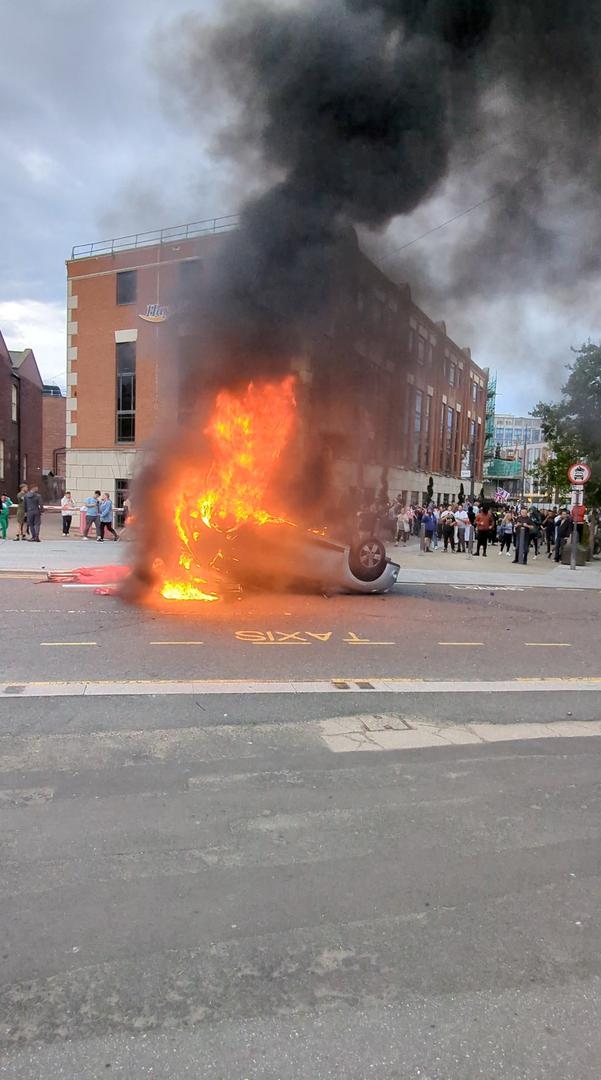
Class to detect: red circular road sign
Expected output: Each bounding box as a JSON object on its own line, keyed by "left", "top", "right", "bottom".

{"left": 567, "top": 462, "right": 592, "bottom": 485}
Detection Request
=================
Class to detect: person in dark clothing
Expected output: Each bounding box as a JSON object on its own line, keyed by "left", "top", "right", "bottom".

{"left": 543, "top": 508, "right": 557, "bottom": 557}
{"left": 488, "top": 509, "right": 498, "bottom": 546}
{"left": 23, "top": 486, "right": 42, "bottom": 542}
{"left": 441, "top": 508, "right": 455, "bottom": 552}
{"left": 529, "top": 505, "right": 542, "bottom": 557}
{"left": 554, "top": 509, "right": 573, "bottom": 562}
{"left": 513, "top": 509, "right": 534, "bottom": 563}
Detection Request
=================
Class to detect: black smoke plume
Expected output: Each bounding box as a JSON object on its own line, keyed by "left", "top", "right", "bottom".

{"left": 166, "top": 0, "right": 601, "bottom": 330}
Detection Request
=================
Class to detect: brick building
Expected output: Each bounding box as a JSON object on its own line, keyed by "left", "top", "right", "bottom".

{"left": 41, "top": 384, "right": 66, "bottom": 501}
{"left": 0, "top": 333, "right": 43, "bottom": 496}
{"left": 65, "top": 219, "right": 487, "bottom": 515}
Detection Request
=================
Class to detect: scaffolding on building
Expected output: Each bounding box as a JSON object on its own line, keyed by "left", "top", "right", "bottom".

{"left": 484, "top": 371, "right": 497, "bottom": 462}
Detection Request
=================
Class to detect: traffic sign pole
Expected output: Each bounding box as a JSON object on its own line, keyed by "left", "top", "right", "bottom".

{"left": 566, "top": 464, "right": 590, "bottom": 570}
{"left": 570, "top": 485, "right": 583, "bottom": 570}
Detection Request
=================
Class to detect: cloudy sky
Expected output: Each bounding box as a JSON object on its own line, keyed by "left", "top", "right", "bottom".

{"left": 2, "top": 0, "right": 600, "bottom": 413}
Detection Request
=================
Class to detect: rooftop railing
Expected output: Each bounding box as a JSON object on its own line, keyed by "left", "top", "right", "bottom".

{"left": 71, "top": 214, "right": 240, "bottom": 260}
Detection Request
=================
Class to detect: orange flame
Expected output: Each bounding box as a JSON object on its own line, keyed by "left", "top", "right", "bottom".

{"left": 159, "top": 375, "right": 296, "bottom": 601}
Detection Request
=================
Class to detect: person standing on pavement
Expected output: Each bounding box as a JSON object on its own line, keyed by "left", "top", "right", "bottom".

{"left": 499, "top": 511, "right": 515, "bottom": 554}
{"left": 97, "top": 493, "right": 119, "bottom": 541}
{"left": 421, "top": 508, "right": 435, "bottom": 551}
{"left": 60, "top": 491, "right": 76, "bottom": 536}
{"left": 474, "top": 505, "right": 493, "bottom": 556}
{"left": 454, "top": 503, "right": 469, "bottom": 553}
{"left": 554, "top": 509, "right": 573, "bottom": 562}
{"left": 430, "top": 506, "right": 440, "bottom": 549}
{"left": 83, "top": 490, "right": 101, "bottom": 539}
{"left": 513, "top": 508, "right": 534, "bottom": 564}
{"left": 441, "top": 506, "right": 456, "bottom": 552}
{"left": 529, "top": 505, "right": 542, "bottom": 558}
{"left": 543, "top": 507, "right": 557, "bottom": 558}
{"left": 24, "top": 485, "right": 42, "bottom": 542}
{"left": 14, "top": 483, "right": 28, "bottom": 540}
{"left": 0, "top": 494, "right": 13, "bottom": 539}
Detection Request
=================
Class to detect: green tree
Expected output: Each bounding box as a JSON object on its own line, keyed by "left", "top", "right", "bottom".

{"left": 532, "top": 342, "right": 601, "bottom": 505}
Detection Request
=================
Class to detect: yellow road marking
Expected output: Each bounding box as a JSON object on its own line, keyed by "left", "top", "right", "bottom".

{"left": 438, "top": 642, "right": 484, "bottom": 646}
{"left": 149, "top": 641, "right": 204, "bottom": 646}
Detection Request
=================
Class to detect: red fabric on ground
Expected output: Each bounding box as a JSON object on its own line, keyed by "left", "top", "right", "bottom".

{"left": 70, "top": 565, "right": 130, "bottom": 583}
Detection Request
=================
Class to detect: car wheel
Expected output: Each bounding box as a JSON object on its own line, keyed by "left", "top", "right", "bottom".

{"left": 349, "top": 537, "right": 387, "bottom": 581}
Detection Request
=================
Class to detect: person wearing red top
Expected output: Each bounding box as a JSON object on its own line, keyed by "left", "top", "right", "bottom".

{"left": 572, "top": 502, "right": 586, "bottom": 542}
{"left": 474, "top": 507, "right": 493, "bottom": 556}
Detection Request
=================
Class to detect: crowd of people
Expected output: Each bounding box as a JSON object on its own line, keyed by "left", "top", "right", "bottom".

{"left": 369, "top": 497, "right": 594, "bottom": 565}
{"left": 0, "top": 486, "right": 122, "bottom": 542}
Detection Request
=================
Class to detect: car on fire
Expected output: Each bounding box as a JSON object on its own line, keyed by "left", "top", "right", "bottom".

{"left": 218, "top": 522, "right": 400, "bottom": 594}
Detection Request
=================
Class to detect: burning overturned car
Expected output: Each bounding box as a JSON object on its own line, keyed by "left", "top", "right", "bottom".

{"left": 125, "top": 375, "right": 399, "bottom": 604}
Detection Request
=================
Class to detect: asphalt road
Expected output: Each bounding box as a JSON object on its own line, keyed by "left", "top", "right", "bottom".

{"left": 2, "top": 577, "right": 600, "bottom": 682}
{"left": 2, "top": 578, "right": 601, "bottom": 1078}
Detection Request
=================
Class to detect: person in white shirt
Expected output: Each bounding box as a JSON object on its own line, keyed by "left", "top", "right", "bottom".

{"left": 60, "top": 491, "right": 76, "bottom": 536}
{"left": 454, "top": 504, "right": 469, "bottom": 553}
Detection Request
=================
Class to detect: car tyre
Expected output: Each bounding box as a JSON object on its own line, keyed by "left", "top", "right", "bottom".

{"left": 348, "top": 537, "right": 387, "bottom": 582}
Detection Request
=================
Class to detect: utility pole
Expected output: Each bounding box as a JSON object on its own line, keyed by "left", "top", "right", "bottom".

{"left": 469, "top": 437, "right": 476, "bottom": 501}
{"left": 520, "top": 432, "right": 528, "bottom": 502}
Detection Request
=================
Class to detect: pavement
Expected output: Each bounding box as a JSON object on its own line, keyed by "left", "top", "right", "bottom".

{"left": 2, "top": 540, "right": 601, "bottom": 1077}
{"left": 1, "top": 511, "right": 600, "bottom": 589}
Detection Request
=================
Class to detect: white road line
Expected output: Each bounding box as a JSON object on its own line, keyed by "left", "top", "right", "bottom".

{"left": 149, "top": 641, "right": 204, "bottom": 646}
{"left": 0, "top": 677, "right": 600, "bottom": 698}
{"left": 320, "top": 716, "right": 601, "bottom": 753}
{"left": 39, "top": 642, "right": 98, "bottom": 647}
{"left": 0, "top": 787, "right": 54, "bottom": 805}
{"left": 524, "top": 642, "right": 572, "bottom": 647}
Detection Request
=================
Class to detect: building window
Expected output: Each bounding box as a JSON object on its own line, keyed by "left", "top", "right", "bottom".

{"left": 116, "top": 270, "right": 137, "bottom": 306}
{"left": 449, "top": 363, "right": 456, "bottom": 387}
{"left": 424, "top": 394, "right": 431, "bottom": 438}
{"left": 11, "top": 384, "right": 17, "bottom": 422}
{"left": 179, "top": 259, "right": 203, "bottom": 292}
{"left": 22, "top": 454, "right": 27, "bottom": 482}
{"left": 414, "top": 390, "right": 422, "bottom": 434}
{"left": 0, "top": 439, "right": 4, "bottom": 479}
{"left": 116, "top": 341, "right": 136, "bottom": 443}
{"left": 408, "top": 328, "right": 414, "bottom": 353}
{"left": 115, "top": 478, "right": 129, "bottom": 526}
{"left": 417, "top": 336, "right": 425, "bottom": 364}
{"left": 471, "top": 380, "right": 478, "bottom": 402}
{"left": 445, "top": 406, "right": 454, "bottom": 472}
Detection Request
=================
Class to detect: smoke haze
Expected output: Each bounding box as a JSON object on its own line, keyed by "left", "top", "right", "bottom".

{"left": 160, "top": 0, "right": 601, "bottom": 398}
